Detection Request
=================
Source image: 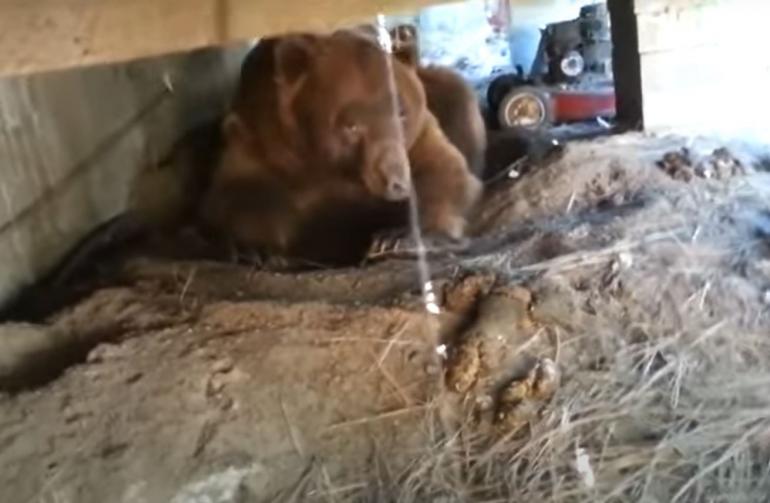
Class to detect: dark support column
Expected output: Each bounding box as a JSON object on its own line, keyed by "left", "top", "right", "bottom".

{"left": 607, "top": 0, "right": 644, "bottom": 130}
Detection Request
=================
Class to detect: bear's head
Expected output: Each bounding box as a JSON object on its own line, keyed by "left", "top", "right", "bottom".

{"left": 225, "top": 29, "right": 423, "bottom": 202}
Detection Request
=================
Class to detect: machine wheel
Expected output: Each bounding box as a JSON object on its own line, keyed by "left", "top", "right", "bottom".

{"left": 496, "top": 85, "right": 553, "bottom": 131}
{"left": 486, "top": 74, "right": 523, "bottom": 111}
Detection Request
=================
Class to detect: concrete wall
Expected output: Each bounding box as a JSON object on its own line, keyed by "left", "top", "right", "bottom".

{"left": 0, "top": 45, "right": 248, "bottom": 307}
{"left": 636, "top": 0, "right": 770, "bottom": 143}
{"left": 415, "top": 0, "right": 512, "bottom": 84}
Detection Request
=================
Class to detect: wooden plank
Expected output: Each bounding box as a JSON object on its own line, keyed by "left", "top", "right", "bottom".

{"left": 641, "top": 47, "right": 770, "bottom": 141}
{"left": 0, "top": 0, "right": 446, "bottom": 77}
{"left": 225, "top": 0, "right": 445, "bottom": 41}
{"left": 634, "top": 0, "right": 719, "bottom": 16}
{"left": 636, "top": 1, "right": 768, "bottom": 55}
{"left": 637, "top": 0, "right": 770, "bottom": 142}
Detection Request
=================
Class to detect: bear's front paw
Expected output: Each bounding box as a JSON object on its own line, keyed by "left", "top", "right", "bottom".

{"left": 364, "top": 227, "right": 469, "bottom": 262}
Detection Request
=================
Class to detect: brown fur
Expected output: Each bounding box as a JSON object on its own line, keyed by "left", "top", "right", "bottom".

{"left": 390, "top": 24, "right": 487, "bottom": 177}
{"left": 416, "top": 66, "right": 487, "bottom": 178}
{"left": 200, "top": 29, "right": 481, "bottom": 265}
{"left": 129, "top": 119, "right": 223, "bottom": 231}
{"left": 409, "top": 111, "right": 481, "bottom": 239}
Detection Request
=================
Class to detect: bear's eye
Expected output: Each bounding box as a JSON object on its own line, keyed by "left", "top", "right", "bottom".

{"left": 397, "top": 97, "right": 407, "bottom": 121}
{"left": 341, "top": 121, "right": 362, "bottom": 139}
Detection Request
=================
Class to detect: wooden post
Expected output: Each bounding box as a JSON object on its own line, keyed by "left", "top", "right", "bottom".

{"left": 607, "top": 0, "right": 644, "bottom": 130}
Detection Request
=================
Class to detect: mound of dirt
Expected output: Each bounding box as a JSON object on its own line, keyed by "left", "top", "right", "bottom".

{"left": 2, "top": 133, "right": 770, "bottom": 502}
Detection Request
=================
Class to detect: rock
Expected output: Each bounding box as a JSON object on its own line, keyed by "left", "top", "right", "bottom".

{"left": 0, "top": 323, "right": 75, "bottom": 390}
{"left": 494, "top": 358, "right": 560, "bottom": 433}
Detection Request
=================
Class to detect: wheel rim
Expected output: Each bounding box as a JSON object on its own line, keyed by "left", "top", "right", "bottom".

{"left": 502, "top": 92, "right": 546, "bottom": 128}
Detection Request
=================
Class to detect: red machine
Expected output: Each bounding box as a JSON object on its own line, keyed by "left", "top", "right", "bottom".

{"left": 488, "top": 3, "right": 616, "bottom": 131}
{"left": 494, "top": 84, "right": 616, "bottom": 129}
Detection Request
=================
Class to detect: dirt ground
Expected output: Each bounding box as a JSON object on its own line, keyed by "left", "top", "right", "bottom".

{"left": 2, "top": 132, "right": 770, "bottom": 502}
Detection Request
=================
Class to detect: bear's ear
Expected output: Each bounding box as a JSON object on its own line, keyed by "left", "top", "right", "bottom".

{"left": 273, "top": 34, "right": 318, "bottom": 87}
{"left": 221, "top": 112, "right": 251, "bottom": 144}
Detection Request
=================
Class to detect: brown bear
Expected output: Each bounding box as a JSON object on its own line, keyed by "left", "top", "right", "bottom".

{"left": 29, "top": 27, "right": 482, "bottom": 295}
{"left": 200, "top": 28, "right": 481, "bottom": 266}
{"left": 390, "top": 24, "right": 488, "bottom": 178}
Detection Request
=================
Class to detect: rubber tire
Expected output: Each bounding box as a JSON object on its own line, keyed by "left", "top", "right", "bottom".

{"left": 496, "top": 85, "right": 553, "bottom": 131}
{"left": 486, "top": 73, "right": 524, "bottom": 111}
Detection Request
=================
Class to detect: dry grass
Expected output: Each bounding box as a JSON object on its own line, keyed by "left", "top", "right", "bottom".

{"left": 7, "top": 134, "right": 770, "bottom": 502}
{"left": 349, "top": 308, "right": 770, "bottom": 501}
{"left": 271, "top": 292, "right": 770, "bottom": 502}
{"left": 297, "top": 185, "right": 770, "bottom": 502}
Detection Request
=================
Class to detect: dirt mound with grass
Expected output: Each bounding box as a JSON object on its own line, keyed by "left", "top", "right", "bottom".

{"left": 1, "top": 133, "right": 770, "bottom": 502}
